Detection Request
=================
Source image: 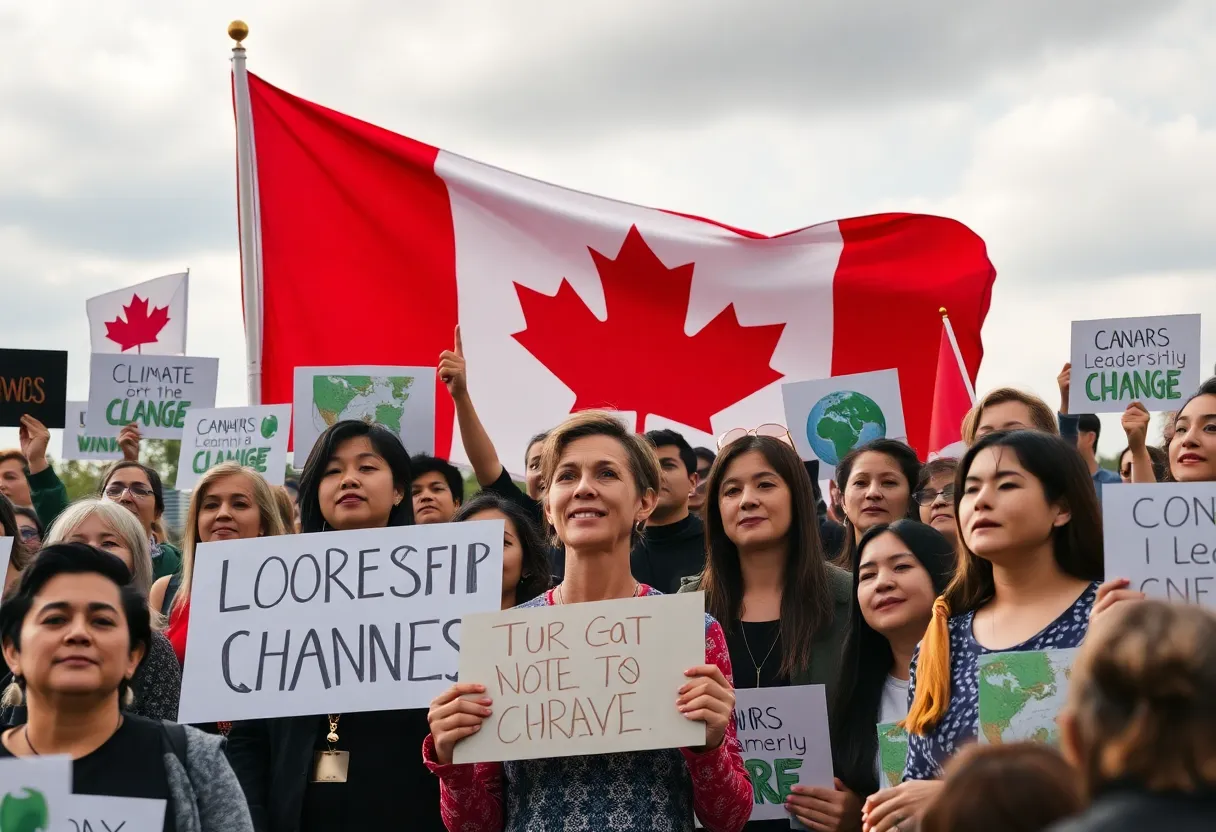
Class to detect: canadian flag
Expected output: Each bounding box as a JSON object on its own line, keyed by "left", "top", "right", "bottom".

{"left": 86, "top": 272, "right": 189, "bottom": 355}
{"left": 927, "top": 310, "right": 979, "bottom": 459}
{"left": 234, "top": 72, "right": 995, "bottom": 465}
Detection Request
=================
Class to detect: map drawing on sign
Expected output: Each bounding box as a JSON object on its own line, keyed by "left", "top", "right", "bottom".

{"left": 313, "top": 375, "right": 415, "bottom": 435}
{"left": 875, "top": 722, "right": 909, "bottom": 788}
{"left": 978, "top": 648, "right": 1078, "bottom": 746}
{"left": 807, "top": 391, "right": 887, "bottom": 465}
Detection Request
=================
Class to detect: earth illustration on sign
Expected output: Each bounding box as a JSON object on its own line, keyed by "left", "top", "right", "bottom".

{"left": 260, "top": 415, "right": 279, "bottom": 439}
{"left": 0, "top": 787, "right": 50, "bottom": 832}
{"left": 875, "top": 722, "right": 909, "bottom": 788}
{"left": 312, "top": 375, "right": 414, "bottom": 435}
{"left": 978, "top": 648, "right": 1079, "bottom": 746}
{"left": 805, "top": 391, "right": 887, "bottom": 465}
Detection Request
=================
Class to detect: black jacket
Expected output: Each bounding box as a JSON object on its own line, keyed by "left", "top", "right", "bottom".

{"left": 1047, "top": 786, "right": 1216, "bottom": 832}
{"left": 630, "top": 513, "right": 706, "bottom": 595}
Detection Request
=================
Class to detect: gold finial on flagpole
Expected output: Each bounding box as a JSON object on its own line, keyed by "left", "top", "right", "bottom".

{"left": 228, "top": 20, "right": 249, "bottom": 45}
{"left": 939, "top": 307, "right": 948, "bottom": 317}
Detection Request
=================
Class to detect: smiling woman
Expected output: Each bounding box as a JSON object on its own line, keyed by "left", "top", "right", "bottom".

{"left": 1167, "top": 377, "right": 1216, "bottom": 483}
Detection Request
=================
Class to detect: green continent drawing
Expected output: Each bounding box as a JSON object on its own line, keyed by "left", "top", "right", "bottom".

{"left": 0, "top": 788, "right": 50, "bottom": 832}
{"left": 876, "top": 723, "right": 909, "bottom": 788}
{"left": 260, "top": 415, "right": 279, "bottom": 439}
{"left": 313, "top": 376, "right": 364, "bottom": 425}
{"left": 979, "top": 650, "right": 1072, "bottom": 745}
{"left": 806, "top": 391, "right": 887, "bottom": 464}
{"left": 374, "top": 403, "right": 405, "bottom": 434}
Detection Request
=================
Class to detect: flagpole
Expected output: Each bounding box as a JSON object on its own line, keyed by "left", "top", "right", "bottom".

{"left": 181, "top": 267, "right": 190, "bottom": 356}
{"left": 939, "top": 307, "right": 977, "bottom": 403}
{"left": 230, "top": 20, "right": 263, "bottom": 406}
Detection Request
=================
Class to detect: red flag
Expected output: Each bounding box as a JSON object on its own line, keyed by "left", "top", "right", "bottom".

{"left": 927, "top": 312, "right": 979, "bottom": 459}
{"left": 237, "top": 73, "right": 996, "bottom": 462}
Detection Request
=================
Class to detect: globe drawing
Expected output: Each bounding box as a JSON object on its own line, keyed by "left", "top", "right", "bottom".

{"left": 806, "top": 391, "right": 887, "bottom": 465}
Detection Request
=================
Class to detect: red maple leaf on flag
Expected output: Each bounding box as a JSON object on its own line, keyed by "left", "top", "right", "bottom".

{"left": 104, "top": 294, "right": 171, "bottom": 352}
{"left": 512, "top": 226, "right": 785, "bottom": 433}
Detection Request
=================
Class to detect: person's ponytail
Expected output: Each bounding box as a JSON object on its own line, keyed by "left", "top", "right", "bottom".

{"left": 903, "top": 596, "right": 953, "bottom": 734}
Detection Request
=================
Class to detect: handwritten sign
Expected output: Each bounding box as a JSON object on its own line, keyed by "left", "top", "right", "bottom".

{"left": 453, "top": 592, "right": 706, "bottom": 764}
{"left": 781, "top": 369, "right": 907, "bottom": 480}
{"left": 0, "top": 348, "right": 68, "bottom": 429}
{"left": 85, "top": 355, "right": 218, "bottom": 440}
{"left": 175, "top": 404, "right": 292, "bottom": 491}
{"left": 68, "top": 795, "right": 167, "bottom": 832}
{"left": 0, "top": 755, "right": 71, "bottom": 832}
{"left": 876, "top": 723, "right": 909, "bottom": 787}
{"left": 978, "top": 648, "right": 1078, "bottom": 746}
{"left": 1104, "top": 482, "right": 1216, "bottom": 606}
{"left": 177, "top": 520, "right": 504, "bottom": 723}
{"left": 734, "top": 685, "right": 833, "bottom": 821}
{"left": 1068, "top": 314, "right": 1201, "bottom": 413}
{"left": 61, "top": 401, "right": 123, "bottom": 462}
{"left": 292, "top": 366, "right": 435, "bottom": 466}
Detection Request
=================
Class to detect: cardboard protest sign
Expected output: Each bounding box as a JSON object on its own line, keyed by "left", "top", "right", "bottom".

{"left": 978, "top": 648, "right": 1078, "bottom": 745}
{"left": 0, "top": 755, "right": 72, "bottom": 832}
{"left": 292, "top": 366, "right": 435, "bottom": 466}
{"left": 876, "top": 723, "right": 909, "bottom": 788}
{"left": 0, "top": 348, "right": 68, "bottom": 428}
{"left": 453, "top": 592, "right": 706, "bottom": 764}
{"left": 177, "top": 519, "right": 504, "bottom": 724}
{"left": 175, "top": 404, "right": 292, "bottom": 491}
{"left": 733, "top": 685, "right": 833, "bottom": 822}
{"left": 61, "top": 401, "right": 123, "bottom": 462}
{"left": 1068, "top": 314, "right": 1201, "bottom": 413}
{"left": 68, "top": 795, "right": 167, "bottom": 832}
{"left": 781, "top": 370, "right": 906, "bottom": 479}
{"left": 1104, "top": 482, "right": 1216, "bottom": 606}
{"left": 85, "top": 355, "right": 218, "bottom": 440}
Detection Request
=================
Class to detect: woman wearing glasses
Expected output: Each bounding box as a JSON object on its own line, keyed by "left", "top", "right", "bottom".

{"left": 13, "top": 506, "right": 43, "bottom": 555}
{"left": 913, "top": 459, "right": 958, "bottom": 550}
{"left": 682, "top": 432, "right": 853, "bottom": 830}
{"left": 831, "top": 440, "right": 921, "bottom": 570}
{"left": 100, "top": 461, "right": 181, "bottom": 582}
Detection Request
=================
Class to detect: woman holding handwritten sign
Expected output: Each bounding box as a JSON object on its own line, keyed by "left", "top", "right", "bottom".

{"left": 424, "top": 410, "right": 752, "bottom": 832}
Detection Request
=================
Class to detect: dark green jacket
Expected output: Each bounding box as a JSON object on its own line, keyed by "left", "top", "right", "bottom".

{"left": 28, "top": 465, "right": 69, "bottom": 530}
{"left": 153, "top": 540, "right": 183, "bottom": 582}
{"left": 679, "top": 564, "right": 853, "bottom": 703}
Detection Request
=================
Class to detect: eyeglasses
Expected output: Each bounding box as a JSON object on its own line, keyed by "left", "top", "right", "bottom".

{"left": 913, "top": 485, "right": 955, "bottom": 506}
{"left": 717, "top": 424, "right": 794, "bottom": 451}
{"left": 19, "top": 527, "right": 40, "bottom": 543}
{"left": 104, "top": 483, "right": 154, "bottom": 500}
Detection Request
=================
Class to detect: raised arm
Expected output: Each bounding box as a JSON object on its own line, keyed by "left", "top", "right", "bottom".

{"left": 1121, "top": 402, "right": 1159, "bottom": 483}
{"left": 439, "top": 326, "right": 509, "bottom": 487}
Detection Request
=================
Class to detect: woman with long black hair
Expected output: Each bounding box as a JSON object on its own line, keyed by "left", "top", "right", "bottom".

{"left": 832, "top": 440, "right": 921, "bottom": 570}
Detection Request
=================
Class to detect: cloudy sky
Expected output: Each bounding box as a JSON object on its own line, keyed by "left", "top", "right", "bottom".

{"left": 2, "top": 1, "right": 1213, "bottom": 460}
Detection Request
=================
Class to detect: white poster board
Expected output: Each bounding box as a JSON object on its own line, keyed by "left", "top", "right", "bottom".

{"left": 734, "top": 685, "right": 833, "bottom": 822}
{"left": 60, "top": 401, "right": 123, "bottom": 462}
{"left": 781, "top": 370, "right": 906, "bottom": 479}
{"left": 1068, "top": 314, "right": 1201, "bottom": 413}
{"left": 0, "top": 755, "right": 71, "bottom": 832}
{"left": 452, "top": 592, "right": 706, "bottom": 763}
{"left": 175, "top": 404, "right": 293, "bottom": 491}
{"left": 292, "top": 366, "right": 435, "bottom": 466}
{"left": 1103, "top": 482, "right": 1216, "bottom": 606}
{"left": 85, "top": 355, "right": 219, "bottom": 440}
{"left": 177, "top": 520, "right": 504, "bottom": 724}
{"left": 1, "top": 536, "right": 13, "bottom": 599}
{"left": 67, "top": 795, "right": 167, "bottom": 832}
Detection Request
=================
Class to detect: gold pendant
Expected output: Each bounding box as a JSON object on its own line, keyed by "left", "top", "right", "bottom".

{"left": 326, "top": 730, "right": 340, "bottom": 743}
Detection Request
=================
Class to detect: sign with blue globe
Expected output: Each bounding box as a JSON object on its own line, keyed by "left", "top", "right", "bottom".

{"left": 806, "top": 391, "right": 887, "bottom": 465}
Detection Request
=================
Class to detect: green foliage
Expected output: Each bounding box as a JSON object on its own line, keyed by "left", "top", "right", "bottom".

{"left": 52, "top": 438, "right": 182, "bottom": 500}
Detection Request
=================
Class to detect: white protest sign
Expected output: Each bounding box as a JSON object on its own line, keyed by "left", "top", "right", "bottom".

{"left": 1104, "top": 482, "right": 1216, "bottom": 606}
{"left": 0, "top": 755, "right": 71, "bottom": 832}
{"left": 292, "top": 366, "right": 435, "bottom": 466}
{"left": 177, "top": 520, "right": 504, "bottom": 723}
{"left": 1068, "top": 314, "right": 1201, "bottom": 414}
{"left": 453, "top": 592, "right": 706, "bottom": 764}
{"left": 61, "top": 401, "right": 123, "bottom": 462}
{"left": 781, "top": 370, "right": 906, "bottom": 479}
{"left": 175, "top": 404, "right": 293, "bottom": 491}
{"left": 85, "top": 355, "right": 219, "bottom": 440}
{"left": 1, "top": 536, "right": 13, "bottom": 599}
{"left": 734, "top": 685, "right": 833, "bottom": 822}
{"left": 67, "top": 795, "right": 167, "bottom": 832}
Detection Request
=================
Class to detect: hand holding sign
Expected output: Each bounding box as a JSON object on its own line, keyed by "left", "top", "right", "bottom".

{"left": 1091, "top": 577, "right": 1145, "bottom": 624}
{"left": 678, "top": 664, "right": 735, "bottom": 752}
{"left": 787, "top": 778, "right": 862, "bottom": 832}
{"left": 428, "top": 682, "right": 494, "bottom": 765}
{"left": 18, "top": 415, "right": 51, "bottom": 473}
{"left": 438, "top": 326, "right": 467, "bottom": 399}
{"left": 1057, "top": 363, "right": 1072, "bottom": 415}
{"left": 1121, "top": 402, "right": 1151, "bottom": 452}
{"left": 118, "top": 422, "right": 142, "bottom": 462}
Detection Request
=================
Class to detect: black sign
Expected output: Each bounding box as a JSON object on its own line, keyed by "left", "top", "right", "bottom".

{"left": 0, "top": 349, "right": 68, "bottom": 428}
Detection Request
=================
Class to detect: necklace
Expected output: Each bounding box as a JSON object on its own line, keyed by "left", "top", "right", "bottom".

{"left": 326, "top": 714, "right": 341, "bottom": 745}
{"left": 24, "top": 714, "right": 123, "bottom": 756}
{"left": 739, "top": 622, "right": 781, "bottom": 688}
{"left": 554, "top": 581, "right": 640, "bottom": 605}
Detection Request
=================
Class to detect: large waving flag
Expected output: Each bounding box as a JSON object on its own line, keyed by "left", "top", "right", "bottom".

{"left": 233, "top": 70, "right": 995, "bottom": 464}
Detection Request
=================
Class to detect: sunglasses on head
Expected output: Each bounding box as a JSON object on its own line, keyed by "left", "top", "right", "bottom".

{"left": 716, "top": 424, "right": 794, "bottom": 451}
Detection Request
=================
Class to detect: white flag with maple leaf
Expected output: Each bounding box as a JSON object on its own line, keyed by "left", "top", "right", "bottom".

{"left": 86, "top": 272, "right": 189, "bottom": 356}
{"left": 237, "top": 74, "right": 995, "bottom": 464}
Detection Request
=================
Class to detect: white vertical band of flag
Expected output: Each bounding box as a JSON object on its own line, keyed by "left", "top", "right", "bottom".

{"left": 941, "top": 308, "right": 977, "bottom": 404}
{"left": 232, "top": 36, "right": 264, "bottom": 406}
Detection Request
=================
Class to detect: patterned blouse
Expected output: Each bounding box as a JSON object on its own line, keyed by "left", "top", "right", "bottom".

{"left": 903, "top": 582, "right": 1098, "bottom": 780}
{"left": 422, "top": 585, "right": 753, "bottom": 832}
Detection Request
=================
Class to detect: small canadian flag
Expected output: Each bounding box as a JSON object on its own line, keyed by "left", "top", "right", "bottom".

{"left": 86, "top": 272, "right": 189, "bottom": 355}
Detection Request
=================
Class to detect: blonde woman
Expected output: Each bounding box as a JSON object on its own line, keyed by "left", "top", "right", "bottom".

{"left": 149, "top": 462, "right": 285, "bottom": 666}
{"left": 1, "top": 498, "right": 182, "bottom": 723}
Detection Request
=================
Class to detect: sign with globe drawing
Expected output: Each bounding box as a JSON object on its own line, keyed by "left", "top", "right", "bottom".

{"left": 780, "top": 369, "right": 907, "bottom": 478}
{"left": 0, "top": 756, "right": 70, "bottom": 832}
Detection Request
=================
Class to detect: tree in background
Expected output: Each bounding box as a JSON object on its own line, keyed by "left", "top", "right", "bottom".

{"left": 54, "top": 438, "right": 182, "bottom": 502}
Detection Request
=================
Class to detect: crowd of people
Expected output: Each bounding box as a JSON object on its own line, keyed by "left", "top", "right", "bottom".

{"left": 1, "top": 344, "right": 1215, "bottom": 832}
